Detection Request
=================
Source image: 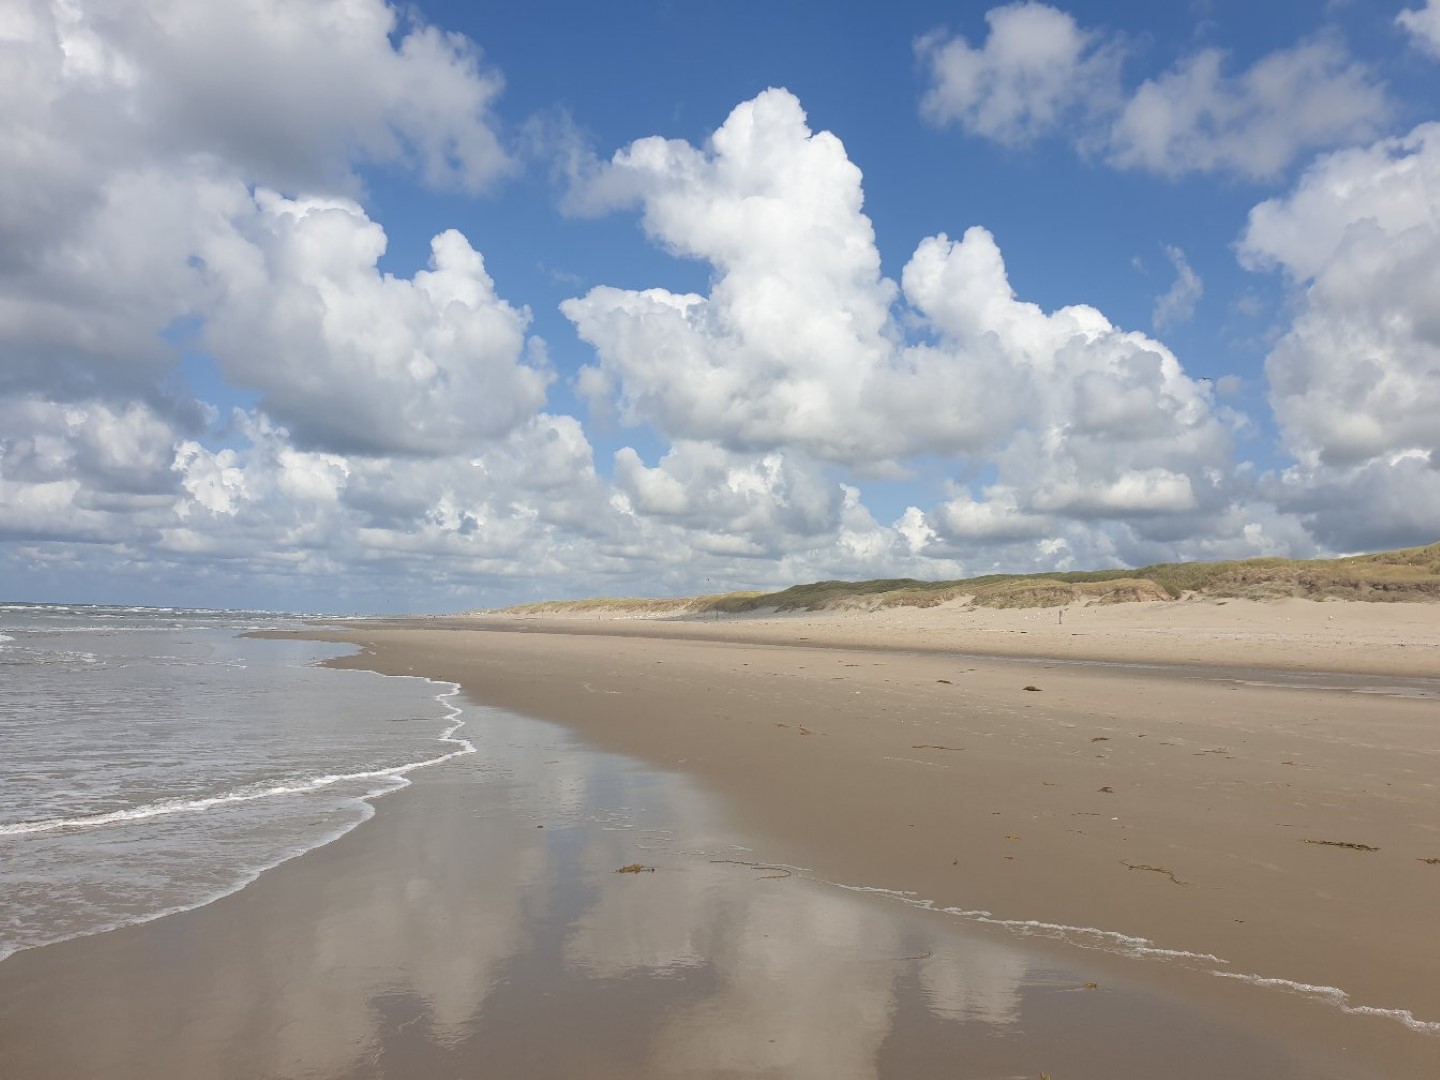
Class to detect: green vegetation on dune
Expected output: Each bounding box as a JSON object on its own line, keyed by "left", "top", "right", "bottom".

{"left": 500, "top": 592, "right": 766, "bottom": 616}
{"left": 488, "top": 542, "right": 1440, "bottom": 615}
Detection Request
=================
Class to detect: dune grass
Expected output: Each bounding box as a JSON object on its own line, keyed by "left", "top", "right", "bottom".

{"left": 500, "top": 592, "right": 766, "bottom": 617}
{"left": 486, "top": 542, "right": 1440, "bottom": 615}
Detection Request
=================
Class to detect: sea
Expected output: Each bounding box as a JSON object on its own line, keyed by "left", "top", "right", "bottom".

{"left": 0, "top": 603, "right": 470, "bottom": 963}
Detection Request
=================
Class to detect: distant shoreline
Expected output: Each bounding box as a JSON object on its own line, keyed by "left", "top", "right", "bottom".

{"left": 333, "top": 592, "right": 1440, "bottom": 681}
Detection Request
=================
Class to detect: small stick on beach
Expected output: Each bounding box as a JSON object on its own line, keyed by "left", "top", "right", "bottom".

{"left": 1121, "top": 860, "right": 1191, "bottom": 886}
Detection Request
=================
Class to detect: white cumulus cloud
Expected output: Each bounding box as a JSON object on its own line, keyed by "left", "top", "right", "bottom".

{"left": 612, "top": 442, "right": 840, "bottom": 547}
{"left": 0, "top": 0, "right": 543, "bottom": 457}
{"left": 1240, "top": 123, "right": 1440, "bottom": 551}
{"left": 1108, "top": 37, "right": 1388, "bottom": 179}
{"left": 916, "top": 2, "right": 1122, "bottom": 144}
{"left": 9, "top": 0, "right": 511, "bottom": 196}
{"left": 0, "top": 0, "right": 511, "bottom": 342}
{"left": 918, "top": 5, "right": 1390, "bottom": 180}
{"left": 201, "top": 192, "right": 549, "bottom": 455}
{"left": 1398, "top": 0, "right": 1440, "bottom": 57}
{"left": 565, "top": 89, "right": 1236, "bottom": 554}
{"left": 1239, "top": 123, "right": 1440, "bottom": 469}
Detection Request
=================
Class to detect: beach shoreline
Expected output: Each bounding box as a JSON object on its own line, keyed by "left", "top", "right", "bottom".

{"left": 0, "top": 688, "right": 1364, "bottom": 1080}
{"left": 2, "top": 597, "right": 1436, "bottom": 1077}
{"left": 299, "top": 598, "right": 1440, "bottom": 1075}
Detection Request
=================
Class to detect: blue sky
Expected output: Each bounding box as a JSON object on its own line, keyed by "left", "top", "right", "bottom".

{"left": 2, "top": 0, "right": 1438, "bottom": 612}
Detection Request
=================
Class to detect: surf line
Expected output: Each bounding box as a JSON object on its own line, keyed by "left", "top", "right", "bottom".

{"left": 0, "top": 681, "right": 473, "bottom": 837}
{"left": 832, "top": 881, "right": 1440, "bottom": 1037}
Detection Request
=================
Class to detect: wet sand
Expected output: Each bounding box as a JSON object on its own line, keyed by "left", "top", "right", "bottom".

{"left": 2, "top": 598, "right": 1437, "bottom": 1077}
{"left": 0, "top": 696, "right": 1365, "bottom": 1079}
{"left": 305, "top": 602, "right": 1440, "bottom": 1077}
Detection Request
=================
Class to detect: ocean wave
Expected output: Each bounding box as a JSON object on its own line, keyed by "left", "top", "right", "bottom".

{"left": 0, "top": 630, "right": 472, "bottom": 969}
{"left": 0, "top": 801, "right": 379, "bottom": 966}
{"left": 0, "top": 684, "right": 470, "bottom": 837}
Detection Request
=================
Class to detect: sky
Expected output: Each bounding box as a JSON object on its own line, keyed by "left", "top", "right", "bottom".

{"left": 2, "top": 0, "right": 1439, "bottom": 613}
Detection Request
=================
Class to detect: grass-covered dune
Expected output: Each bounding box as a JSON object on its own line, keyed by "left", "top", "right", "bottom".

{"left": 491, "top": 542, "right": 1440, "bottom": 615}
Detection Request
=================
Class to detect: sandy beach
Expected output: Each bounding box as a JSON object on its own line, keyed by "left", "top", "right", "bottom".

{"left": 2, "top": 596, "right": 1436, "bottom": 1078}
{"left": 459, "top": 593, "right": 1440, "bottom": 677}
{"left": 0, "top": 688, "right": 1354, "bottom": 1080}
{"left": 308, "top": 596, "right": 1440, "bottom": 1075}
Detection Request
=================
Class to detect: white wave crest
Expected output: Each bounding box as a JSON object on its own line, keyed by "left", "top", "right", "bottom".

{"left": 0, "top": 684, "right": 471, "bottom": 837}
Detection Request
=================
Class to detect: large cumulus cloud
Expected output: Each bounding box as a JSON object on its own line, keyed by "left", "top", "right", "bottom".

{"left": 563, "top": 89, "right": 1238, "bottom": 567}
{"left": 1240, "top": 123, "right": 1440, "bottom": 469}
{"left": 0, "top": 0, "right": 535, "bottom": 443}
{"left": 200, "top": 193, "right": 549, "bottom": 455}
{"left": 563, "top": 90, "right": 911, "bottom": 463}
{"left": 0, "top": 1, "right": 567, "bottom": 604}
{"left": 1240, "top": 123, "right": 1440, "bottom": 551}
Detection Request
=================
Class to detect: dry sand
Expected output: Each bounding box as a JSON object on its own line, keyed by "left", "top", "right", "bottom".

{"left": 464, "top": 593, "right": 1440, "bottom": 677}
{"left": 308, "top": 596, "right": 1440, "bottom": 1075}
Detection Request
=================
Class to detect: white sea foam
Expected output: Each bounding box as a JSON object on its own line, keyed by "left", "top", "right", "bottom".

{"left": 0, "top": 803, "right": 378, "bottom": 966}
{"left": 0, "top": 683, "right": 470, "bottom": 837}
{"left": 834, "top": 884, "right": 1224, "bottom": 963}
{"left": 1212, "top": 973, "right": 1440, "bottom": 1034}
{"left": 0, "top": 776, "right": 406, "bottom": 835}
{"left": 833, "top": 881, "right": 1439, "bottom": 1036}
{"left": 0, "top": 673, "right": 472, "bottom": 966}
